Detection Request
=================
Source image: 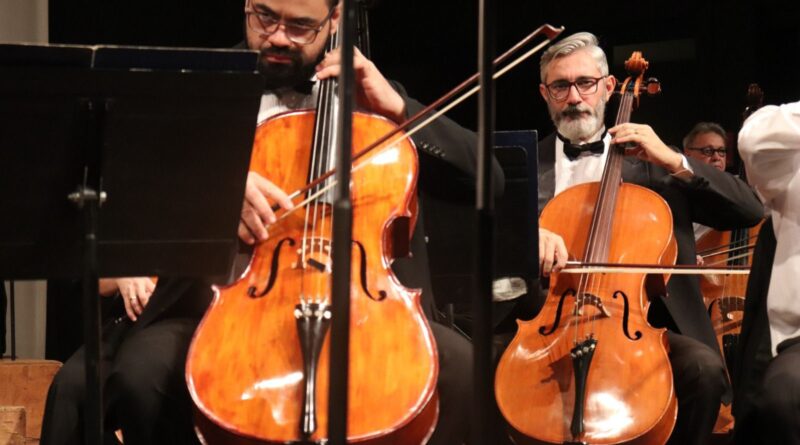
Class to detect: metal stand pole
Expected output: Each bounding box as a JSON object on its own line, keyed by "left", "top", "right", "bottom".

{"left": 329, "top": 1, "right": 356, "bottom": 443}
{"left": 472, "top": 0, "right": 497, "bottom": 443}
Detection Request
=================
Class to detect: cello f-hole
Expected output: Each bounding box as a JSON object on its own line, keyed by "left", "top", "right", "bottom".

{"left": 613, "top": 290, "right": 642, "bottom": 341}
{"left": 248, "top": 237, "right": 297, "bottom": 298}
{"left": 538, "top": 288, "right": 575, "bottom": 336}
{"left": 353, "top": 240, "right": 387, "bottom": 301}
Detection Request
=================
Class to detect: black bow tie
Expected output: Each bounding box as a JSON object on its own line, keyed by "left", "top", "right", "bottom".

{"left": 558, "top": 132, "right": 606, "bottom": 160}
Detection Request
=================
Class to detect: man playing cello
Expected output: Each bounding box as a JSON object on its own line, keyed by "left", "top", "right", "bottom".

{"left": 41, "top": 0, "right": 501, "bottom": 443}
{"left": 524, "top": 32, "right": 763, "bottom": 445}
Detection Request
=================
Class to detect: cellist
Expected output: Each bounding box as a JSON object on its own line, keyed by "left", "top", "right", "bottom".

{"left": 41, "top": 0, "right": 503, "bottom": 444}
{"left": 237, "top": 0, "right": 505, "bottom": 443}
{"left": 532, "top": 32, "right": 763, "bottom": 445}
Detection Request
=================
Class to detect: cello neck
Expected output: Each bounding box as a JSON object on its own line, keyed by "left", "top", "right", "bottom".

{"left": 308, "top": 31, "right": 341, "bottom": 190}
{"left": 355, "top": 0, "right": 371, "bottom": 59}
{"left": 585, "top": 51, "right": 657, "bottom": 263}
{"left": 584, "top": 70, "right": 639, "bottom": 263}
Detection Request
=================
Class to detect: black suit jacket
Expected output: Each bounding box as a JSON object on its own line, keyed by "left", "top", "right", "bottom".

{"left": 389, "top": 82, "right": 504, "bottom": 317}
{"left": 731, "top": 218, "right": 775, "bottom": 437}
{"left": 537, "top": 132, "right": 764, "bottom": 352}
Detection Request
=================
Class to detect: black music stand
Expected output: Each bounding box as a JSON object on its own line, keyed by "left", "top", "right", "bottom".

{"left": 0, "top": 43, "right": 263, "bottom": 445}
{"left": 493, "top": 130, "right": 540, "bottom": 290}
{"left": 426, "top": 130, "right": 539, "bottom": 325}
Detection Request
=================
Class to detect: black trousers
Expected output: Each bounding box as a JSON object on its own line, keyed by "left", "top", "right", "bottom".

{"left": 429, "top": 321, "right": 473, "bottom": 445}
{"left": 40, "top": 316, "right": 201, "bottom": 445}
{"left": 666, "top": 331, "right": 729, "bottom": 445}
{"left": 40, "top": 313, "right": 471, "bottom": 445}
{"left": 733, "top": 340, "right": 800, "bottom": 445}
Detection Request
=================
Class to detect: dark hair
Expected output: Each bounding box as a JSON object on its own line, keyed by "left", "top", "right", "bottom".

{"left": 682, "top": 122, "right": 727, "bottom": 150}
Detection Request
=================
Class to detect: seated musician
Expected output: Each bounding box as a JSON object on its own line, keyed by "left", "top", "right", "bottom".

{"left": 533, "top": 32, "right": 763, "bottom": 445}
{"left": 40, "top": 0, "right": 500, "bottom": 444}
{"left": 682, "top": 122, "right": 733, "bottom": 263}
{"left": 683, "top": 122, "right": 729, "bottom": 172}
{"left": 733, "top": 100, "right": 800, "bottom": 444}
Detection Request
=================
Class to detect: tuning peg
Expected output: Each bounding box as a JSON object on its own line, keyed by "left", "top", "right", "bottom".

{"left": 644, "top": 77, "right": 661, "bottom": 95}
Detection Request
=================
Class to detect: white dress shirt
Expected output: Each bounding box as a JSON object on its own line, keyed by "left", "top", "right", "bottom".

{"left": 554, "top": 128, "right": 612, "bottom": 195}
{"left": 738, "top": 101, "right": 800, "bottom": 356}
{"left": 256, "top": 83, "right": 319, "bottom": 124}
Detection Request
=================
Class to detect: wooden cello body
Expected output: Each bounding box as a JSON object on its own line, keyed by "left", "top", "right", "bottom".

{"left": 185, "top": 110, "right": 438, "bottom": 445}
{"left": 185, "top": 25, "right": 438, "bottom": 442}
{"left": 496, "top": 181, "right": 678, "bottom": 445}
{"left": 697, "top": 222, "right": 763, "bottom": 367}
{"left": 495, "top": 53, "right": 677, "bottom": 445}
{"left": 695, "top": 225, "right": 758, "bottom": 437}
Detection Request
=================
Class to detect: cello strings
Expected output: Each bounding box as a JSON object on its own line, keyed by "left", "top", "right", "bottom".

{"left": 315, "top": 30, "right": 342, "bottom": 307}
{"left": 317, "top": 74, "right": 336, "bottom": 306}
{"left": 318, "top": 28, "right": 343, "bottom": 307}
{"left": 705, "top": 251, "right": 753, "bottom": 267}
{"left": 698, "top": 240, "right": 756, "bottom": 258}
{"left": 587, "top": 89, "right": 633, "bottom": 340}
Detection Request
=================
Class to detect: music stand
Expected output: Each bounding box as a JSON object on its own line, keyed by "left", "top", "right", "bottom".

{"left": 425, "top": 130, "right": 539, "bottom": 325}
{"left": 493, "top": 130, "right": 539, "bottom": 290}
{"left": 0, "top": 43, "right": 263, "bottom": 445}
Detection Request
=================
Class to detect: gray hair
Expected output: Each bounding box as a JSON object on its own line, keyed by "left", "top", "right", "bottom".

{"left": 539, "top": 32, "right": 609, "bottom": 83}
{"left": 682, "top": 122, "right": 727, "bottom": 150}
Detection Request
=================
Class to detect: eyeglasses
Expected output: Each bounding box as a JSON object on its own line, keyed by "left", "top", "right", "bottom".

{"left": 245, "top": 3, "right": 335, "bottom": 45}
{"left": 544, "top": 76, "right": 605, "bottom": 101}
{"left": 686, "top": 146, "right": 727, "bottom": 157}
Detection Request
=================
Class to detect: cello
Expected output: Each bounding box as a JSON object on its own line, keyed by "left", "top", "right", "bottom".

{"left": 495, "top": 52, "right": 677, "bottom": 445}
{"left": 184, "top": 23, "right": 439, "bottom": 444}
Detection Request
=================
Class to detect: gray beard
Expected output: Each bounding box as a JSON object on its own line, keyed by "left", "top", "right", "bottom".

{"left": 551, "top": 99, "right": 607, "bottom": 142}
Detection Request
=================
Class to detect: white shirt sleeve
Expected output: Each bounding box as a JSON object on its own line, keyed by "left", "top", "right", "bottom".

{"left": 738, "top": 101, "right": 800, "bottom": 356}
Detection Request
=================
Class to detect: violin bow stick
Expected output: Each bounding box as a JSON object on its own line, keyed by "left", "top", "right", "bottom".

{"left": 561, "top": 261, "right": 751, "bottom": 275}
{"left": 272, "top": 23, "right": 565, "bottom": 218}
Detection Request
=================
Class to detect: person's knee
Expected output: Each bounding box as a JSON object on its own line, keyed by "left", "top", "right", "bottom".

{"left": 675, "top": 346, "right": 727, "bottom": 399}
{"left": 759, "top": 369, "right": 800, "bottom": 427}
{"left": 434, "top": 324, "right": 473, "bottom": 394}
{"left": 107, "top": 357, "right": 169, "bottom": 409}
{"left": 48, "top": 358, "right": 87, "bottom": 403}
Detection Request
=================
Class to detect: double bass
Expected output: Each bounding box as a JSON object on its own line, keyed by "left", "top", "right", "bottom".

{"left": 184, "top": 24, "right": 439, "bottom": 445}
{"left": 495, "top": 52, "right": 677, "bottom": 445}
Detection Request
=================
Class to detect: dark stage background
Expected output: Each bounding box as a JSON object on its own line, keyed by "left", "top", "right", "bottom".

{"left": 49, "top": 0, "right": 799, "bottom": 147}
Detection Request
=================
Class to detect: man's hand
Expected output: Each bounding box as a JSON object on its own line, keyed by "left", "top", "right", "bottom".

{"left": 315, "top": 46, "right": 406, "bottom": 124}
{"left": 609, "top": 123, "right": 684, "bottom": 173}
{"left": 239, "top": 171, "right": 294, "bottom": 245}
{"left": 539, "top": 228, "right": 568, "bottom": 277}
{"left": 99, "top": 277, "right": 156, "bottom": 322}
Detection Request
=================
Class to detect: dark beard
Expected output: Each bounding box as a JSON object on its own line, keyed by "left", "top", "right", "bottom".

{"left": 258, "top": 46, "right": 325, "bottom": 90}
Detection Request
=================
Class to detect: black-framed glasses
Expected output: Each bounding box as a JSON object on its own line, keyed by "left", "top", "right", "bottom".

{"left": 687, "top": 146, "right": 727, "bottom": 157}
{"left": 545, "top": 76, "right": 605, "bottom": 101}
{"left": 245, "top": 3, "right": 335, "bottom": 45}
